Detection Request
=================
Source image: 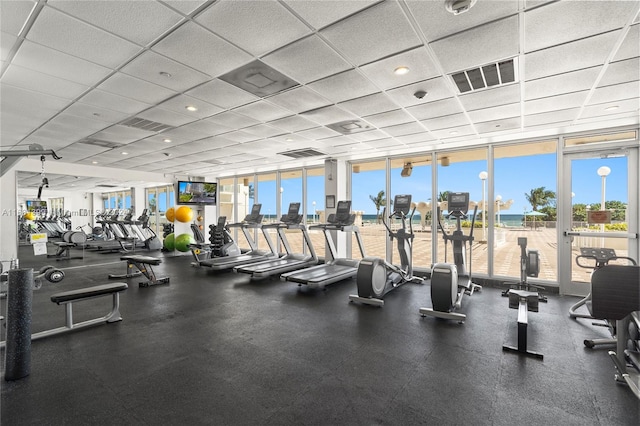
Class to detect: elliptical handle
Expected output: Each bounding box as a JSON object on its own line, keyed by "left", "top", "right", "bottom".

{"left": 468, "top": 204, "right": 478, "bottom": 239}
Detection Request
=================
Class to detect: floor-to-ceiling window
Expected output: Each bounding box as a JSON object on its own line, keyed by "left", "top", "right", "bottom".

{"left": 351, "top": 159, "right": 387, "bottom": 260}
{"left": 280, "top": 169, "right": 304, "bottom": 254}
{"left": 306, "top": 167, "right": 325, "bottom": 259}
{"left": 257, "top": 172, "right": 277, "bottom": 251}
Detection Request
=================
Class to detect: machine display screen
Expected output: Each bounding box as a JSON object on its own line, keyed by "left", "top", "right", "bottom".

{"left": 394, "top": 194, "right": 412, "bottom": 214}
{"left": 448, "top": 192, "right": 469, "bottom": 211}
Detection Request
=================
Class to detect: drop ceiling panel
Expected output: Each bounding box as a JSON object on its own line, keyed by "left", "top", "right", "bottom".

{"left": 525, "top": 66, "right": 601, "bottom": 101}
{"left": 296, "top": 126, "right": 341, "bottom": 140}
{"left": 599, "top": 57, "right": 640, "bottom": 87}
{"left": 177, "top": 119, "right": 233, "bottom": 138}
{"left": 588, "top": 81, "right": 640, "bottom": 105}
{"left": 98, "top": 73, "right": 177, "bottom": 105}
{"left": 267, "top": 115, "right": 318, "bottom": 132}
{"left": 360, "top": 47, "right": 439, "bottom": 90}
{"left": 524, "top": 1, "right": 637, "bottom": 53}
{"left": 430, "top": 16, "right": 519, "bottom": 74}
{"left": 48, "top": 0, "right": 183, "bottom": 46}
{"left": 207, "top": 111, "right": 261, "bottom": 129}
{"left": 282, "top": 0, "right": 379, "bottom": 30}
{"left": 2, "top": 64, "right": 89, "bottom": 100}
{"left": 135, "top": 107, "right": 196, "bottom": 127}
{"left": 197, "top": 0, "right": 310, "bottom": 56}
{"left": 338, "top": 92, "right": 400, "bottom": 117}
{"left": 233, "top": 101, "right": 292, "bottom": 122}
{"left": 268, "top": 87, "right": 331, "bottom": 114}
{"left": 152, "top": 22, "right": 252, "bottom": 77}
{"left": 395, "top": 132, "right": 435, "bottom": 145}
{"left": 524, "top": 91, "right": 589, "bottom": 115}
{"left": 381, "top": 121, "right": 425, "bottom": 137}
{"left": 524, "top": 108, "right": 580, "bottom": 127}
{"left": 459, "top": 84, "right": 521, "bottom": 111}
{"left": 346, "top": 129, "right": 389, "bottom": 143}
{"left": 49, "top": 113, "right": 108, "bottom": 135}
{"left": 386, "top": 77, "right": 455, "bottom": 108}
{"left": 467, "top": 103, "right": 521, "bottom": 123}
{"left": 27, "top": 6, "right": 141, "bottom": 68}
{"left": 429, "top": 125, "right": 475, "bottom": 140}
{"left": 421, "top": 113, "right": 471, "bottom": 131}
{"left": 525, "top": 30, "right": 622, "bottom": 80}
{"left": 320, "top": 1, "right": 421, "bottom": 66}
{"left": 580, "top": 98, "right": 640, "bottom": 118}
{"left": 158, "top": 94, "right": 223, "bottom": 119}
{"left": 307, "top": 69, "right": 379, "bottom": 103}
{"left": 90, "top": 125, "right": 156, "bottom": 144}
{"left": 1, "top": 84, "right": 70, "bottom": 122}
{"left": 79, "top": 89, "right": 151, "bottom": 115}
{"left": 218, "top": 130, "right": 260, "bottom": 144}
{"left": 406, "top": 97, "right": 463, "bottom": 121}
{"left": 1, "top": 1, "right": 36, "bottom": 36}
{"left": 1, "top": 32, "right": 17, "bottom": 61}
{"left": 162, "top": 1, "right": 209, "bottom": 16}
{"left": 475, "top": 117, "right": 521, "bottom": 134}
{"left": 363, "top": 109, "right": 414, "bottom": 128}
{"left": 12, "top": 41, "right": 112, "bottom": 86}
{"left": 64, "top": 102, "right": 130, "bottom": 124}
{"left": 120, "top": 50, "right": 211, "bottom": 92}
{"left": 300, "top": 105, "right": 357, "bottom": 126}
{"left": 262, "top": 35, "right": 352, "bottom": 85}
{"left": 407, "top": 0, "right": 517, "bottom": 42}
{"left": 186, "top": 79, "right": 259, "bottom": 109}
{"left": 56, "top": 143, "right": 110, "bottom": 159}
{"left": 125, "top": 139, "right": 171, "bottom": 154}
{"left": 612, "top": 23, "right": 639, "bottom": 62}
{"left": 242, "top": 124, "right": 285, "bottom": 138}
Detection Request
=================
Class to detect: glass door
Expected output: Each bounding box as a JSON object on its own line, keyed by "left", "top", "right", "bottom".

{"left": 560, "top": 146, "right": 638, "bottom": 296}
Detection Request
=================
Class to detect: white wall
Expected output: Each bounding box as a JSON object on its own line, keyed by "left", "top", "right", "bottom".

{"left": 0, "top": 170, "right": 18, "bottom": 263}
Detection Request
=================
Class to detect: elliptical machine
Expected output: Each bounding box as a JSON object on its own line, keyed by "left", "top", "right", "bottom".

{"left": 349, "top": 194, "right": 423, "bottom": 307}
{"left": 420, "top": 192, "right": 481, "bottom": 322}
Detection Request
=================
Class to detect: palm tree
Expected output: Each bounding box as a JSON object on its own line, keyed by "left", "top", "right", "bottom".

{"left": 369, "top": 190, "right": 386, "bottom": 224}
{"left": 524, "top": 187, "right": 556, "bottom": 212}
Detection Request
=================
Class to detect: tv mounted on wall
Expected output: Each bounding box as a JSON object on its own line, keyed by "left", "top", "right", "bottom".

{"left": 176, "top": 181, "right": 217, "bottom": 205}
{"left": 26, "top": 199, "right": 48, "bottom": 215}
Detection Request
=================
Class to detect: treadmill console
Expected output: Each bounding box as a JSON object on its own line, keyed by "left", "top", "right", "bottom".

{"left": 447, "top": 192, "right": 469, "bottom": 212}
{"left": 282, "top": 202, "right": 302, "bottom": 224}
{"left": 333, "top": 200, "right": 353, "bottom": 225}
{"left": 244, "top": 203, "right": 263, "bottom": 223}
{"left": 393, "top": 194, "right": 412, "bottom": 216}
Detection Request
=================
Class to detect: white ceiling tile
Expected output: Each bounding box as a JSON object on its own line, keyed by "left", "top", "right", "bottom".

{"left": 12, "top": 41, "right": 112, "bottom": 86}
{"left": 1, "top": 1, "right": 36, "bottom": 35}
{"left": 524, "top": 108, "right": 580, "bottom": 127}
{"left": 242, "top": 124, "right": 285, "bottom": 138}
{"left": 613, "top": 23, "right": 639, "bottom": 62}
{"left": 299, "top": 105, "right": 357, "bottom": 125}
{"left": 381, "top": 122, "right": 425, "bottom": 137}
{"left": 524, "top": 91, "right": 589, "bottom": 115}
{"left": 307, "top": 69, "right": 379, "bottom": 103}
{"left": 120, "top": 50, "right": 210, "bottom": 92}
{"left": 267, "top": 115, "right": 318, "bottom": 132}
{"left": 359, "top": 138, "right": 394, "bottom": 149}
{"left": 406, "top": 98, "right": 463, "bottom": 121}
{"left": 580, "top": 97, "right": 640, "bottom": 118}
{"left": 64, "top": 102, "right": 130, "bottom": 124}
{"left": 268, "top": 87, "right": 331, "bottom": 113}
{"left": 360, "top": 47, "right": 440, "bottom": 90}
{"left": 345, "top": 129, "right": 389, "bottom": 143}
{"left": 588, "top": 81, "right": 640, "bottom": 105}
{"left": 220, "top": 130, "right": 260, "bottom": 143}
{"left": 363, "top": 109, "right": 413, "bottom": 128}
{"left": 162, "top": 1, "right": 209, "bottom": 16}
{"left": 421, "top": 113, "right": 470, "bottom": 131}
{"left": 525, "top": 66, "right": 601, "bottom": 100}
{"left": 262, "top": 35, "right": 352, "bottom": 84}
{"left": 524, "top": 1, "right": 638, "bottom": 52}
{"left": 320, "top": 1, "right": 421, "bottom": 66}
{"left": 197, "top": 0, "right": 310, "bottom": 56}
{"left": 207, "top": 111, "right": 261, "bottom": 129}
{"left": 431, "top": 16, "right": 518, "bottom": 74}
{"left": 2, "top": 64, "right": 89, "bottom": 99}
{"left": 91, "top": 125, "right": 156, "bottom": 144}
{"left": 296, "top": 126, "right": 341, "bottom": 140}
{"left": 407, "top": 0, "right": 517, "bottom": 42}
{"left": 469, "top": 103, "right": 521, "bottom": 124}
{"left": 176, "top": 119, "right": 234, "bottom": 138}
{"left": 48, "top": 0, "right": 183, "bottom": 46}
{"left": 233, "top": 101, "right": 292, "bottom": 122}
{"left": 186, "top": 78, "right": 259, "bottom": 109}
{"left": 459, "top": 84, "right": 521, "bottom": 111}
{"left": 152, "top": 22, "right": 252, "bottom": 77}
{"left": 79, "top": 89, "right": 151, "bottom": 115}
{"left": 48, "top": 113, "right": 107, "bottom": 135}
{"left": 1, "top": 31, "right": 18, "bottom": 61}
{"left": 599, "top": 57, "right": 640, "bottom": 87}
{"left": 395, "top": 132, "right": 435, "bottom": 145}
{"left": 386, "top": 77, "right": 455, "bottom": 108}
{"left": 429, "top": 125, "right": 475, "bottom": 140}
{"left": 98, "top": 72, "right": 177, "bottom": 105}
{"left": 27, "top": 6, "right": 141, "bottom": 68}
{"left": 282, "top": 0, "right": 379, "bottom": 30}
{"left": 136, "top": 107, "right": 197, "bottom": 127}
{"left": 0, "top": 83, "right": 69, "bottom": 122}
{"left": 158, "top": 94, "right": 223, "bottom": 119}
{"left": 525, "top": 30, "right": 621, "bottom": 80}
{"left": 475, "top": 117, "right": 521, "bottom": 134}
{"left": 339, "top": 94, "right": 400, "bottom": 119}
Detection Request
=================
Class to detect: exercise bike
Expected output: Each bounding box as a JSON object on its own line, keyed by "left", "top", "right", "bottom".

{"left": 349, "top": 194, "right": 423, "bottom": 307}
{"left": 569, "top": 247, "right": 636, "bottom": 348}
{"left": 420, "top": 191, "right": 481, "bottom": 322}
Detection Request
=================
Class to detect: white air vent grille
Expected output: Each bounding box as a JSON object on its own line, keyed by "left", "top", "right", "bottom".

{"left": 326, "top": 120, "right": 372, "bottom": 135}
{"left": 78, "top": 138, "right": 122, "bottom": 149}
{"left": 120, "top": 117, "right": 173, "bottom": 132}
{"left": 278, "top": 148, "right": 326, "bottom": 159}
{"left": 96, "top": 184, "right": 119, "bottom": 188}
{"left": 451, "top": 58, "right": 517, "bottom": 94}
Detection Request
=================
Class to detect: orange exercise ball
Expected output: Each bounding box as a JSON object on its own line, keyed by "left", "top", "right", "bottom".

{"left": 165, "top": 207, "right": 175, "bottom": 222}
{"left": 175, "top": 206, "right": 193, "bottom": 223}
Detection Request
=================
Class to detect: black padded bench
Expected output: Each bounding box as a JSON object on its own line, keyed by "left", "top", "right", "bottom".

{"left": 0, "top": 282, "right": 127, "bottom": 348}
{"left": 47, "top": 242, "right": 83, "bottom": 261}
{"left": 109, "top": 255, "right": 169, "bottom": 287}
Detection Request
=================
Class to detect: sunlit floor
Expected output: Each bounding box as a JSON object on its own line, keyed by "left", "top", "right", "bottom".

{"left": 2, "top": 247, "right": 639, "bottom": 425}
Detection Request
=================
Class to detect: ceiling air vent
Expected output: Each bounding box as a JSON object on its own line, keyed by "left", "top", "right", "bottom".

{"left": 326, "top": 120, "right": 372, "bottom": 135}
{"left": 451, "top": 58, "right": 517, "bottom": 94}
{"left": 120, "top": 117, "right": 173, "bottom": 132}
{"left": 219, "top": 60, "right": 300, "bottom": 97}
{"left": 278, "top": 148, "right": 326, "bottom": 159}
{"left": 95, "top": 184, "right": 119, "bottom": 188}
{"left": 78, "top": 138, "right": 122, "bottom": 149}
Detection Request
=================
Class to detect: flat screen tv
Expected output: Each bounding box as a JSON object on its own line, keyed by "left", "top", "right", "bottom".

{"left": 26, "top": 199, "right": 48, "bottom": 215}
{"left": 176, "top": 181, "right": 217, "bottom": 205}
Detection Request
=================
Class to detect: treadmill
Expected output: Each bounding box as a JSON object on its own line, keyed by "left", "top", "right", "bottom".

{"left": 198, "top": 204, "right": 277, "bottom": 271}
{"left": 280, "top": 200, "right": 366, "bottom": 289}
{"left": 233, "top": 202, "right": 318, "bottom": 278}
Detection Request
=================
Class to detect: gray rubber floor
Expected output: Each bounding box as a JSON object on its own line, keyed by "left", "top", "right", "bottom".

{"left": 2, "top": 246, "right": 639, "bottom": 425}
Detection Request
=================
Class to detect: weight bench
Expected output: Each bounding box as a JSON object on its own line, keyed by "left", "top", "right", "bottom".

{"left": 0, "top": 282, "right": 128, "bottom": 348}
{"left": 47, "top": 242, "right": 83, "bottom": 261}
{"left": 108, "top": 255, "right": 169, "bottom": 287}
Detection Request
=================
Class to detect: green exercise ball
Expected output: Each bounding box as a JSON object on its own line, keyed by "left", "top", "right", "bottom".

{"left": 175, "top": 233, "right": 195, "bottom": 252}
{"left": 163, "top": 233, "right": 175, "bottom": 251}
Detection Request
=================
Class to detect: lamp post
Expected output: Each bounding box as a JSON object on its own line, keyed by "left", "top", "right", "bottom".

{"left": 597, "top": 166, "right": 610, "bottom": 244}
{"left": 479, "top": 171, "right": 488, "bottom": 242}
{"left": 279, "top": 187, "right": 284, "bottom": 222}
{"left": 496, "top": 194, "right": 502, "bottom": 227}
{"left": 312, "top": 200, "right": 316, "bottom": 223}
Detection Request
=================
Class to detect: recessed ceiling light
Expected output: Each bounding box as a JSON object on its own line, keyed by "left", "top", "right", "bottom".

{"left": 92, "top": 113, "right": 101, "bottom": 117}
{"left": 121, "top": 151, "right": 129, "bottom": 155}
{"left": 185, "top": 105, "right": 198, "bottom": 112}
{"left": 450, "top": 130, "right": 459, "bottom": 135}
{"left": 394, "top": 66, "right": 410, "bottom": 75}
{"left": 285, "top": 138, "right": 293, "bottom": 142}
{"left": 605, "top": 105, "right": 619, "bottom": 111}
{"left": 164, "top": 138, "right": 172, "bottom": 143}
{"left": 92, "top": 161, "right": 98, "bottom": 164}
{"left": 159, "top": 71, "right": 172, "bottom": 78}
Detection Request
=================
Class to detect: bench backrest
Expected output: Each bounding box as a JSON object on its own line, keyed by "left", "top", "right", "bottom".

{"left": 591, "top": 265, "right": 640, "bottom": 320}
